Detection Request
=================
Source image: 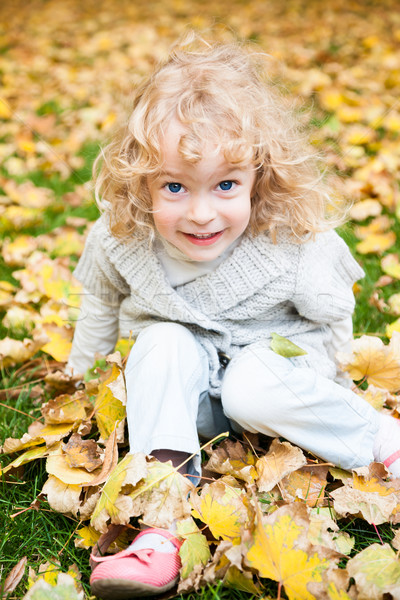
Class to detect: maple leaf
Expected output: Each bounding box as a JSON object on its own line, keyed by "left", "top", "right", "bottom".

{"left": 190, "top": 478, "right": 250, "bottom": 542}
{"left": 330, "top": 469, "right": 400, "bottom": 525}
{"left": 245, "top": 503, "right": 340, "bottom": 600}
{"left": 128, "top": 460, "right": 194, "bottom": 529}
{"left": 204, "top": 439, "right": 257, "bottom": 483}
{"left": 256, "top": 438, "right": 307, "bottom": 493}
{"left": 347, "top": 543, "right": 400, "bottom": 599}
{"left": 176, "top": 517, "right": 211, "bottom": 580}
{"left": 336, "top": 332, "right": 400, "bottom": 391}
{"left": 90, "top": 453, "right": 148, "bottom": 533}
{"left": 94, "top": 356, "right": 126, "bottom": 442}
{"left": 280, "top": 465, "right": 329, "bottom": 507}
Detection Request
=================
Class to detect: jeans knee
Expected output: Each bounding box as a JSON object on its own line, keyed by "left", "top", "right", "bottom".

{"left": 135, "top": 322, "right": 195, "bottom": 350}
{"left": 221, "top": 364, "right": 251, "bottom": 424}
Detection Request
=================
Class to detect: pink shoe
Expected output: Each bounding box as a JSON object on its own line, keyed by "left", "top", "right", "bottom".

{"left": 90, "top": 528, "right": 182, "bottom": 599}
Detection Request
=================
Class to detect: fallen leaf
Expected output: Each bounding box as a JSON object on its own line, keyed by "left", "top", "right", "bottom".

{"left": 381, "top": 254, "right": 400, "bottom": 280}
{"left": 256, "top": 438, "right": 307, "bottom": 493}
{"left": 190, "top": 478, "right": 250, "bottom": 542}
{"left": 2, "top": 557, "right": 28, "bottom": 596}
{"left": 41, "top": 392, "right": 93, "bottom": 425}
{"left": 177, "top": 517, "right": 211, "bottom": 580}
{"left": 42, "top": 475, "right": 82, "bottom": 517}
{"left": 356, "top": 231, "right": 396, "bottom": 254}
{"left": 23, "top": 573, "right": 84, "bottom": 600}
{"left": 91, "top": 453, "right": 148, "bottom": 533}
{"left": 331, "top": 471, "right": 400, "bottom": 525}
{"left": 129, "top": 460, "right": 194, "bottom": 529}
{"left": 336, "top": 332, "right": 400, "bottom": 391}
{"left": 245, "top": 502, "right": 340, "bottom": 600}
{"left": 46, "top": 444, "right": 102, "bottom": 485}
{"left": 62, "top": 434, "right": 102, "bottom": 472}
{"left": 94, "top": 362, "right": 126, "bottom": 441}
{"left": 347, "top": 543, "right": 400, "bottom": 599}
{"left": 349, "top": 199, "right": 382, "bottom": 221}
{"left": 204, "top": 439, "right": 257, "bottom": 483}
{"left": 280, "top": 465, "right": 329, "bottom": 507}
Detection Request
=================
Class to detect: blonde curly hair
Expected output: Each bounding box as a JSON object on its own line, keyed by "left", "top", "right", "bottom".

{"left": 94, "top": 35, "right": 344, "bottom": 244}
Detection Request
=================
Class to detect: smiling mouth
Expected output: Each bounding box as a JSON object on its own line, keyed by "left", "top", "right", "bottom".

{"left": 185, "top": 231, "right": 223, "bottom": 239}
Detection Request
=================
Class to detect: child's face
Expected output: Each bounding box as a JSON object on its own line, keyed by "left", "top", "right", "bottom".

{"left": 147, "top": 121, "right": 255, "bottom": 262}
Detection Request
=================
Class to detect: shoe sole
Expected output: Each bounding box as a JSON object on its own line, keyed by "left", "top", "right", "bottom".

{"left": 91, "top": 575, "right": 179, "bottom": 599}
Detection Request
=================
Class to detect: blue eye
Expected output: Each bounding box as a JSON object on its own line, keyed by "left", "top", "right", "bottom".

{"left": 167, "top": 183, "right": 182, "bottom": 193}
{"left": 219, "top": 181, "right": 234, "bottom": 191}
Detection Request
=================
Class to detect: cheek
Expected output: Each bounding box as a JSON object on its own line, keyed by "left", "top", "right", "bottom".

{"left": 152, "top": 202, "right": 181, "bottom": 232}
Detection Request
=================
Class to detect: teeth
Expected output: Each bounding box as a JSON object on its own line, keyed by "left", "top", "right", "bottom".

{"left": 191, "top": 233, "right": 217, "bottom": 239}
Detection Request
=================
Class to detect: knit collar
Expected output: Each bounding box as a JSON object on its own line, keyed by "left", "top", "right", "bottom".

{"left": 102, "top": 227, "right": 292, "bottom": 322}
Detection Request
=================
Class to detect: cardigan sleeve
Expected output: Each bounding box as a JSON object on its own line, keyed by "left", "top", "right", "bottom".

{"left": 292, "top": 230, "right": 365, "bottom": 324}
{"left": 73, "top": 216, "right": 130, "bottom": 307}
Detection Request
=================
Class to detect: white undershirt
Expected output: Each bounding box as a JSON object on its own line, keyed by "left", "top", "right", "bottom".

{"left": 67, "top": 234, "right": 353, "bottom": 380}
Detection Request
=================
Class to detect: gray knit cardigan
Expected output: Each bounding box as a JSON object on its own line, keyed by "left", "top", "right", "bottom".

{"left": 73, "top": 215, "right": 364, "bottom": 396}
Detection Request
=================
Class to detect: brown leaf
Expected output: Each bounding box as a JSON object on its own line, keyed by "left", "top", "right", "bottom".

{"left": 2, "top": 556, "right": 27, "bottom": 596}
{"left": 79, "top": 425, "right": 119, "bottom": 486}
{"left": 204, "top": 439, "right": 257, "bottom": 483}
{"left": 41, "top": 391, "right": 93, "bottom": 425}
{"left": 62, "top": 434, "right": 103, "bottom": 472}
{"left": 255, "top": 438, "right": 307, "bottom": 492}
{"left": 280, "top": 465, "right": 329, "bottom": 506}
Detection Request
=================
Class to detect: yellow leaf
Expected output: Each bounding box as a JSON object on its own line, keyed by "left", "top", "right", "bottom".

{"left": 75, "top": 526, "right": 101, "bottom": 549}
{"left": 356, "top": 231, "right": 396, "bottom": 254}
{"left": 190, "top": 479, "right": 249, "bottom": 542}
{"left": 41, "top": 324, "right": 73, "bottom": 362}
{"left": 381, "top": 254, "right": 400, "bottom": 279}
{"left": 91, "top": 453, "right": 148, "bottom": 532}
{"left": 336, "top": 333, "right": 400, "bottom": 391}
{"left": 41, "top": 391, "right": 92, "bottom": 425}
{"left": 246, "top": 503, "right": 335, "bottom": 600}
{"left": 0, "top": 445, "right": 48, "bottom": 475}
{"left": 0, "top": 98, "right": 12, "bottom": 119}
{"left": 349, "top": 199, "right": 382, "bottom": 221}
{"left": 46, "top": 445, "right": 102, "bottom": 485}
{"left": 2, "top": 235, "right": 38, "bottom": 266}
{"left": 0, "top": 206, "right": 42, "bottom": 231}
{"left": 386, "top": 318, "right": 400, "bottom": 339}
{"left": 94, "top": 363, "right": 126, "bottom": 441}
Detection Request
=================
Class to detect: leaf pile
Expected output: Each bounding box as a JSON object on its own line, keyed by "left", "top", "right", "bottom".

{"left": 1, "top": 338, "right": 400, "bottom": 599}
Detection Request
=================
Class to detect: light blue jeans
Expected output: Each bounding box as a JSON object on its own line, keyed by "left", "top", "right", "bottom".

{"left": 125, "top": 322, "right": 379, "bottom": 477}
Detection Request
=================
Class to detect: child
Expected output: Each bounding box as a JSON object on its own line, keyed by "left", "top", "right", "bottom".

{"left": 67, "top": 37, "right": 400, "bottom": 599}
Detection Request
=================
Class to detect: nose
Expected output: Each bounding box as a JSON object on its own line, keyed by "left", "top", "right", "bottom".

{"left": 186, "top": 194, "right": 217, "bottom": 225}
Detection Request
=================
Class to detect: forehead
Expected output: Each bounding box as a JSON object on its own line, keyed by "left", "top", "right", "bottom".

{"left": 159, "top": 118, "right": 248, "bottom": 175}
